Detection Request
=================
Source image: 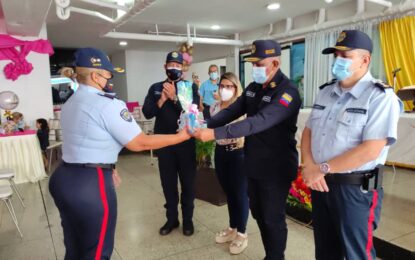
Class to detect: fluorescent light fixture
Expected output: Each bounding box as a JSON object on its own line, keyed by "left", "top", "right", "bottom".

{"left": 210, "top": 25, "right": 221, "bottom": 30}
{"left": 119, "top": 41, "right": 128, "bottom": 46}
{"left": 267, "top": 2, "right": 281, "bottom": 10}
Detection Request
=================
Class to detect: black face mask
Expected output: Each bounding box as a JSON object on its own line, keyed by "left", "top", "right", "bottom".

{"left": 102, "top": 80, "right": 114, "bottom": 93}
{"left": 166, "top": 68, "right": 182, "bottom": 81}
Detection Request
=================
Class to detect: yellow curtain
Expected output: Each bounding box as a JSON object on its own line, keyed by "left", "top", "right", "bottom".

{"left": 379, "top": 16, "right": 415, "bottom": 111}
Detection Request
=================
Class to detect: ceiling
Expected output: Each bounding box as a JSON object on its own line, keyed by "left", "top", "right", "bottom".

{"left": 0, "top": 0, "right": 406, "bottom": 55}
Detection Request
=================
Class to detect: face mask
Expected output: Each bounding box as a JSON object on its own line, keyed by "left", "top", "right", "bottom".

{"left": 252, "top": 66, "right": 267, "bottom": 84}
{"left": 166, "top": 67, "right": 182, "bottom": 81}
{"left": 220, "top": 88, "right": 234, "bottom": 102}
{"left": 331, "top": 57, "right": 353, "bottom": 81}
{"left": 209, "top": 72, "right": 218, "bottom": 80}
{"left": 102, "top": 80, "right": 114, "bottom": 93}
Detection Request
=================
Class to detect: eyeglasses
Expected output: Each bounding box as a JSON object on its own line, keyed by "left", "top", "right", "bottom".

{"left": 219, "top": 84, "right": 235, "bottom": 89}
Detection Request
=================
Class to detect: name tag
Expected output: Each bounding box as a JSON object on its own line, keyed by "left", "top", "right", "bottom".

{"left": 346, "top": 108, "right": 367, "bottom": 114}
{"left": 154, "top": 91, "right": 162, "bottom": 95}
{"left": 262, "top": 96, "right": 271, "bottom": 102}
{"left": 246, "top": 91, "right": 256, "bottom": 98}
{"left": 313, "top": 104, "right": 326, "bottom": 110}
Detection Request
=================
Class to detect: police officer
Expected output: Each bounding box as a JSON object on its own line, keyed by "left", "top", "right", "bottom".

{"left": 142, "top": 51, "right": 199, "bottom": 236}
{"left": 301, "top": 30, "right": 402, "bottom": 260}
{"left": 194, "top": 40, "right": 301, "bottom": 260}
{"left": 49, "top": 48, "right": 191, "bottom": 260}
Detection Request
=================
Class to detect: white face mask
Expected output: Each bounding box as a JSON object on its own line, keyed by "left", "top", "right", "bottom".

{"left": 220, "top": 88, "right": 234, "bottom": 102}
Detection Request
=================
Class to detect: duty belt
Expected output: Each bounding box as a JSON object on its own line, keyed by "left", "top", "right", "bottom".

{"left": 63, "top": 161, "right": 115, "bottom": 169}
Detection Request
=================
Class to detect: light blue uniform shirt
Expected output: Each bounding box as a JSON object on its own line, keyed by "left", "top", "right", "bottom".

{"left": 61, "top": 84, "right": 141, "bottom": 163}
{"left": 306, "top": 72, "right": 403, "bottom": 172}
{"left": 199, "top": 80, "right": 218, "bottom": 106}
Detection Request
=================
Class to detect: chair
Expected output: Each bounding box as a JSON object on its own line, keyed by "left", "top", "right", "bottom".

{"left": 0, "top": 168, "right": 25, "bottom": 208}
{"left": 0, "top": 185, "right": 23, "bottom": 237}
{"left": 46, "top": 141, "right": 63, "bottom": 173}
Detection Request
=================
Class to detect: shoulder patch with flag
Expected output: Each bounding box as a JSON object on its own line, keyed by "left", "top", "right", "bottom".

{"left": 279, "top": 93, "right": 292, "bottom": 107}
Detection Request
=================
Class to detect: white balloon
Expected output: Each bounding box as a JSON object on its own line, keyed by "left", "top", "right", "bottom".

{"left": 0, "top": 91, "right": 19, "bottom": 110}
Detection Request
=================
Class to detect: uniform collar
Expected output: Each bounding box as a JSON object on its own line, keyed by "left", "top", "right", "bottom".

{"left": 331, "top": 71, "right": 373, "bottom": 99}
{"left": 79, "top": 83, "right": 105, "bottom": 94}
{"left": 266, "top": 69, "right": 284, "bottom": 89}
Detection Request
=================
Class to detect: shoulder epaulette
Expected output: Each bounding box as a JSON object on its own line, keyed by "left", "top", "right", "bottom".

{"left": 98, "top": 93, "right": 118, "bottom": 99}
{"left": 372, "top": 80, "right": 393, "bottom": 92}
{"left": 319, "top": 79, "right": 337, "bottom": 89}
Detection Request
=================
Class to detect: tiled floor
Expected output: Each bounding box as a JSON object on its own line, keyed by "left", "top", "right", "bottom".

{"left": 0, "top": 153, "right": 414, "bottom": 259}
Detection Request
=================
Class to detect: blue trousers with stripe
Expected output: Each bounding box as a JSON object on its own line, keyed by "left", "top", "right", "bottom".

{"left": 311, "top": 184, "right": 383, "bottom": 260}
{"left": 49, "top": 164, "right": 117, "bottom": 260}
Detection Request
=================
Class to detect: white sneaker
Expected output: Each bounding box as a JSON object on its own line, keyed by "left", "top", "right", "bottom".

{"left": 215, "top": 227, "right": 237, "bottom": 244}
{"left": 230, "top": 233, "right": 248, "bottom": 255}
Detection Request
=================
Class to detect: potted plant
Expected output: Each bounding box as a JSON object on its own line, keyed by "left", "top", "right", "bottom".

{"left": 286, "top": 167, "right": 313, "bottom": 225}
{"left": 194, "top": 140, "right": 227, "bottom": 206}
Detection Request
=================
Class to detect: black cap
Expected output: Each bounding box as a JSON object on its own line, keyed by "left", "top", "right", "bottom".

{"left": 166, "top": 51, "right": 183, "bottom": 64}
{"left": 244, "top": 40, "right": 281, "bottom": 62}
{"left": 74, "top": 47, "right": 124, "bottom": 73}
{"left": 322, "top": 30, "right": 373, "bottom": 54}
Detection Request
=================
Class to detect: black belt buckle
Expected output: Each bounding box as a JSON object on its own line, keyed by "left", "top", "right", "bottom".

{"left": 361, "top": 165, "right": 384, "bottom": 192}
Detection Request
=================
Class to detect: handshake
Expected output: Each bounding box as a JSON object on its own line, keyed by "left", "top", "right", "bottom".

{"left": 177, "top": 104, "right": 215, "bottom": 142}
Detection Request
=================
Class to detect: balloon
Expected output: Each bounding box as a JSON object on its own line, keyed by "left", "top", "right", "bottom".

{"left": 0, "top": 91, "right": 19, "bottom": 110}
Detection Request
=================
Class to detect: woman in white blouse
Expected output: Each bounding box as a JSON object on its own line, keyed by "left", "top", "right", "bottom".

{"left": 210, "top": 72, "right": 249, "bottom": 254}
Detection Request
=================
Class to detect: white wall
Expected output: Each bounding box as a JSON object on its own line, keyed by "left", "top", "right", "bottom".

{"left": 0, "top": 23, "right": 53, "bottom": 128}
{"left": 125, "top": 50, "right": 166, "bottom": 104}
{"left": 110, "top": 51, "right": 128, "bottom": 101}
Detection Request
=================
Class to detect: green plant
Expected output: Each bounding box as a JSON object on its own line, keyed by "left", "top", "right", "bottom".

{"left": 195, "top": 140, "right": 215, "bottom": 168}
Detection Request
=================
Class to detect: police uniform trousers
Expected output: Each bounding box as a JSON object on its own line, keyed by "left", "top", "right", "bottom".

{"left": 156, "top": 138, "right": 196, "bottom": 224}
{"left": 312, "top": 184, "right": 383, "bottom": 260}
{"left": 49, "top": 164, "right": 117, "bottom": 260}
{"left": 248, "top": 176, "right": 292, "bottom": 260}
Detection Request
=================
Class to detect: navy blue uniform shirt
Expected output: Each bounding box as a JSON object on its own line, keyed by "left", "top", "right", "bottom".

{"left": 142, "top": 80, "right": 200, "bottom": 134}
{"left": 208, "top": 70, "right": 301, "bottom": 180}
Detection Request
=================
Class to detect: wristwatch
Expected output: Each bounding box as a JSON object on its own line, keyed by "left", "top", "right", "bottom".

{"left": 319, "top": 162, "right": 331, "bottom": 175}
{"left": 173, "top": 96, "right": 178, "bottom": 104}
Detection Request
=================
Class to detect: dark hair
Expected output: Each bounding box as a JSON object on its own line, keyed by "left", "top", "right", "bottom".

{"left": 36, "top": 118, "right": 49, "bottom": 132}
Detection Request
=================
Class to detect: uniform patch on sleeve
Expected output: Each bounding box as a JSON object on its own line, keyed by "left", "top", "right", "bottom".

{"left": 120, "top": 108, "right": 132, "bottom": 122}
{"left": 279, "top": 93, "right": 292, "bottom": 107}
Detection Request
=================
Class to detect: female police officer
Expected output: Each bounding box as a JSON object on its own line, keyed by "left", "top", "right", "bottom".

{"left": 49, "top": 48, "right": 191, "bottom": 260}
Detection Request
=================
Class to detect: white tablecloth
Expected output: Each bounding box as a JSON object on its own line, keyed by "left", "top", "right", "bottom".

{"left": 296, "top": 109, "right": 415, "bottom": 169}
{"left": 0, "top": 134, "right": 47, "bottom": 184}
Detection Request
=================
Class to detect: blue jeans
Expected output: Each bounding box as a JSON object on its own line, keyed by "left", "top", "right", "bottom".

{"left": 214, "top": 145, "right": 249, "bottom": 233}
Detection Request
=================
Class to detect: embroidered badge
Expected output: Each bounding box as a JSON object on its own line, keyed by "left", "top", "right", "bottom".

{"left": 279, "top": 93, "right": 292, "bottom": 107}
{"left": 345, "top": 108, "right": 367, "bottom": 114}
{"left": 246, "top": 91, "right": 256, "bottom": 97}
{"left": 120, "top": 108, "right": 132, "bottom": 122}
{"left": 154, "top": 91, "right": 162, "bottom": 95}
{"left": 262, "top": 96, "right": 271, "bottom": 102}
{"left": 313, "top": 104, "right": 326, "bottom": 110}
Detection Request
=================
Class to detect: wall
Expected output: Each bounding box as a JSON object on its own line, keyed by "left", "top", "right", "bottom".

{"left": 0, "top": 22, "right": 53, "bottom": 128}
{"left": 110, "top": 51, "right": 128, "bottom": 101}
{"left": 124, "top": 50, "right": 166, "bottom": 104}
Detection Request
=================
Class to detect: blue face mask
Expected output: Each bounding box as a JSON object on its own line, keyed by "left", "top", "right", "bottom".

{"left": 252, "top": 66, "right": 267, "bottom": 84}
{"left": 209, "top": 72, "right": 218, "bottom": 80}
{"left": 332, "top": 57, "right": 353, "bottom": 80}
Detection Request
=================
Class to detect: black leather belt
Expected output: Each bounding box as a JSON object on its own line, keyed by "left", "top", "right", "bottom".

{"left": 63, "top": 162, "right": 115, "bottom": 169}
{"left": 324, "top": 173, "right": 370, "bottom": 185}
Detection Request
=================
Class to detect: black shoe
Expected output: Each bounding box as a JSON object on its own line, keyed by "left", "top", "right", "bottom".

{"left": 183, "top": 221, "right": 194, "bottom": 236}
{"left": 159, "top": 221, "right": 179, "bottom": 236}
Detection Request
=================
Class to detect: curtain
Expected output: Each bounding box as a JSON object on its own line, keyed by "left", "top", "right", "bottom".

{"left": 303, "top": 20, "right": 383, "bottom": 107}
{"left": 379, "top": 16, "right": 415, "bottom": 111}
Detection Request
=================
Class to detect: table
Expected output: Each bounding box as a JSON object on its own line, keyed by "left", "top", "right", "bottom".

{"left": 0, "top": 130, "right": 47, "bottom": 183}
{"left": 296, "top": 109, "right": 415, "bottom": 169}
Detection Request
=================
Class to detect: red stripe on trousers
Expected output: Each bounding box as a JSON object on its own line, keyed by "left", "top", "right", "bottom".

{"left": 366, "top": 190, "right": 378, "bottom": 260}
{"left": 95, "top": 167, "right": 109, "bottom": 260}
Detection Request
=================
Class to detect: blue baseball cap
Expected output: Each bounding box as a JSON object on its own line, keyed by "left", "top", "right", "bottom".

{"left": 166, "top": 51, "right": 183, "bottom": 64}
{"left": 322, "top": 30, "right": 373, "bottom": 54}
{"left": 74, "top": 47, "right": 124, "bottom": 74}
{"left": 244, "top": 40, "right": 282, "bottom": 62}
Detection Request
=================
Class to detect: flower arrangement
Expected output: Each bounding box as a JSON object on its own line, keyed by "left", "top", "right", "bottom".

{"left": 287, "top": 167, "right": 312, "bottom": 212}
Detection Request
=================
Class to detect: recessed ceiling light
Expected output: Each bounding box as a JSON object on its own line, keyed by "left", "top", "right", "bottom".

{"left": 267, "top": 2, "right": 281, "bottom": 10}
{"left": 210, "top": 25, "right": 221, "bottom": 30}
{"left": 325, "top": 0, "right": 333, "bottom": 3}
{"left": 119, "top": 41, "right": 128, "bottom": 46}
